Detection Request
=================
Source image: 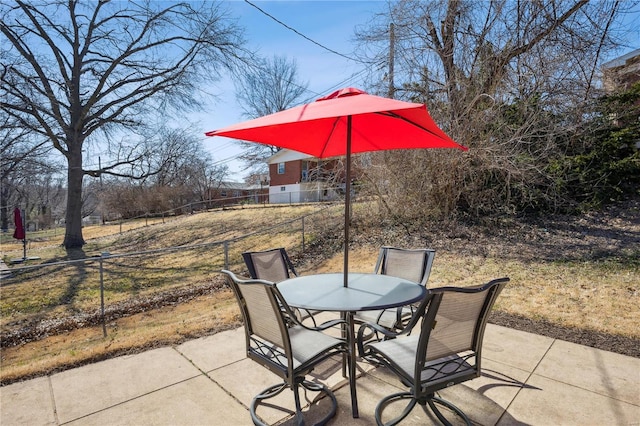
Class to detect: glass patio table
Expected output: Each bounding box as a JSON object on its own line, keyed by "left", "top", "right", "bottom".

{"left": 277, "top": 272, "right": 426, "bottom": 418}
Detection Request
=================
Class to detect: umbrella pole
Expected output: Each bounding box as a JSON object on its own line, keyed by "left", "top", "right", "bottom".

{"left": 344, "top": 116, "right": 352, "bottom": 287}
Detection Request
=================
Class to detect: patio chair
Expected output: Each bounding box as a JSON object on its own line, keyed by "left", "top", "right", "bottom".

{"left": 355, "top": 247, "right": 436, "bottom": 330}
{"left": 242, "top": 247, "right": 318, "bottom": 326}
{"left": 242, "top": 247, "right": 298, "bottom": 283}
{"left": 221, "top": 270, "right": 348, "bottom": 426}
{"left": 358, "top": 277, "right": 509, "bottom": 426}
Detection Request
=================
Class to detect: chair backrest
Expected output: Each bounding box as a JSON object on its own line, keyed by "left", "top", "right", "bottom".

{"left": 415, "top": 278, "right": 509, "bottom": 383}
{"left": 221, "top": 270, "right": 293, "bottom": 373}
{"left": 374, "top": 246, "right": 436, "bottom": 286}
{"left": 242, "top": 248, "right": 297, "bottom": 283}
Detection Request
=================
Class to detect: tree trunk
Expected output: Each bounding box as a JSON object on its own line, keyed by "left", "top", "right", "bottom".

{"left": 0, "top": 180, "right": 8, "bottom": 232}
{"left": 63, "top": 147, "right": 85, "bottom": 249}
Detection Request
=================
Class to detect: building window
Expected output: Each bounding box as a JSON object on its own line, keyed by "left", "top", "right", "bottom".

{"left": 278, "top": 162, "right": 285, "bottom": 174}
{"left": 281, "top": 186, "right": 286, "bottom": 191}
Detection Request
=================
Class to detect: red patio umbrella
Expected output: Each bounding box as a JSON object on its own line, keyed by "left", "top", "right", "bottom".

{"left": 206, "top": 87, "right": 467, "bottom": 286}
{"left": 13, "top": 207, "right": 27, "bottom": 261}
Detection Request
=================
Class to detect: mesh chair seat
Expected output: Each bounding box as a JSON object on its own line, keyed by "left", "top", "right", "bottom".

{"left": 368, "top": 335, "right": 475, "bottom": 384}
{"left": 248, "top": 326, "right": 345, "bottom": 376}
{"left": 355, "top": 247, "right": 436, "bottom": 330}
{"left": 289, "top": 325, "right": 347, "bottom": 368}
{"left": 356, "top": 308, "right": 413, "bottom": 330}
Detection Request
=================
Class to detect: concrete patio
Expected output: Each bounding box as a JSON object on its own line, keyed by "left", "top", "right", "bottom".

{"left": 2, "top": 323, "right": 639, "bottom": 425}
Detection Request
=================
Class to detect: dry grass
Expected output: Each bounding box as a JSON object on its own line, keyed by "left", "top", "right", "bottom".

{"left": 0, "top": 290, "right": 239, "bottom": 383}
{"left": 429, "top": 254, "right": 637, "bottom": 337}
{"left": 306, "top": 248, "right": 638, "bottom": 339}
{"left": 1, "top": 204, "right": 332, "bottom": 328}
{"left": 1, "top": 201, "right": 638, "bottom": 384}
{"left": 0, "top": 217, "right": 169, "bottom": 254}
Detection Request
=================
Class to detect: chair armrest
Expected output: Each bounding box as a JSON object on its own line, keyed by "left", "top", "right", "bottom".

{"left": 358, "top": 320, "right": 401, "bottom": 339}
{"left": 357, "top": 321, "right": 410, "bottom": 356}
{"left": 312, "top": 318, "right": 347, "bottom": 331}
{"left": 357, "top": 292, "right": 435, "bottom": 356}
{"left": 289, "top": 313, "right": 346, "bottom": 333}
{"left": 430, "top": 277, "right": 510, "bottom": 294}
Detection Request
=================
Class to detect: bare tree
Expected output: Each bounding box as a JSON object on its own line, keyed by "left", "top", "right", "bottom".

{"left": 234, "top": 55, "right": 308, "bottom": 172}
{"left": 355, "top": 0, "right": 631, "bottom": 219}
{"left": 188, "top": 158, "right": 228, "bottom": 204}
{"left": 99, "top": 129, "right": 228, "bottom": 218}
{"left": 144, "top": 127, "right": 229, "bottom": 206}
{"left": 0, "top": 0, "right": 246, "bottom": 249}
{"left": 0, "top": 113, "right": 55, "bottom": 231}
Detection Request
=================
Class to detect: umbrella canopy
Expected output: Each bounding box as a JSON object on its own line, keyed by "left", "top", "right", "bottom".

{"left": 13, "top": 207, "right": 25, "bottom": 240}
{"left": 206, "top": 88, "right": 464, "bottom": 157}
{"left": 206, "top": 87, "right": 467, "bottom": 286}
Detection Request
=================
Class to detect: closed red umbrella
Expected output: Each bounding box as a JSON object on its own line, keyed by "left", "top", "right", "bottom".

{"left": 206, "top": 87, "right": 467, "bottom": 286}
{"left": 13, "top": 207, "right": 25, "bottom": 240}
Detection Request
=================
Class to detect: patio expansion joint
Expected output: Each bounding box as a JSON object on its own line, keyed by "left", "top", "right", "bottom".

{"left": 55, "top": 375, "right": 203, "bottom": 425}
{"left": 530, "top": 374, "right": 640, "bottom": 408}
{"left": 47, "top": 375, "right": 60, "bottom": 425}
{"left": 360, "top": 366, "right": 404, "bottom": 391}
{"left": 173, "top": 347, "right": 251, "bottom": 413}
{"left": 528, "top": 340, "right": 640, "bottom": 407}
{"left": 495, "top": 336, "right": 557, "bottom": 425}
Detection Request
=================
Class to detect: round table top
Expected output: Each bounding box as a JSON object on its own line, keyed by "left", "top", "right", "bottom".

{"left": 277, "top": 273, "right": 426, "bottom": 312}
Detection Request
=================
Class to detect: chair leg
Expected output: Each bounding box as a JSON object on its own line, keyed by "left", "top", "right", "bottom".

{"left": 250, "top": 380, "right": 338, "bottom": 426}
{"left": 375, "top": 392, "right": 418, "bottom": 426}
{"left": 250, "top": 382, "right": 290, "bottom": 426}
{"left": 293, "top": 382, "right": 304, "bottom": 426}
{"left": 427, "top": 395, "right": 472, "bottom": 426}
{"left": 375, "top": 392, "right": 471, "bottom": 426}
{"left": 300, "top": 380, "right": 337, "bottom": 425}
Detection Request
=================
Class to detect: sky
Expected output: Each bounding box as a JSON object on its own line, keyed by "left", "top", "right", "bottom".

{"left": 195, "top": 1, "right": 640, "bottom": 182}
{"left": 193, "top": 1, "right": 388, "bottom": 181}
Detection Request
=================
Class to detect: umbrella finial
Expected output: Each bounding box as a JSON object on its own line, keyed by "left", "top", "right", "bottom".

{"left": 316, "top": 87, "right": 366, "bottom": 102}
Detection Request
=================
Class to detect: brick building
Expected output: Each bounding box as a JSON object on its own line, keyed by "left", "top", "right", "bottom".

{"left": 602, "top": 48, "right": 640, "bottom": 92}
{"left": 206, "top": 181, "right": 268, "bottom": 206}
{"left": 266, "top": 149, "right": 343, "bottom": 204}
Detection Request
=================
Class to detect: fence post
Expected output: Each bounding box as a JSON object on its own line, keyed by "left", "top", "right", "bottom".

{"left": 301, "top": 217, "right": 305, "bottom": 252}
{"left": 99, "top": 253, "right": 109, "bottom": 337}
{"left": 224, "top": 240, "right": 229, "bottom": 270}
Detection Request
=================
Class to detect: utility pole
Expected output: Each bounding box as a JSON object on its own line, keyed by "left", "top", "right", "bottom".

{"left": 99, "top": 156, "right": 104, "bottom": 224}
{"left": 388, "top": 22, "right": 395, "bottom": 99}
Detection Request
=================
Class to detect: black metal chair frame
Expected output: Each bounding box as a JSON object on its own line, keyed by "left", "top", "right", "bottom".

{"left": 222, "top": 269, "right": 348, "bottom": 426}
{"left": 242, "top": 247, "right": 298, "bottom": 281}
{"left": 242, "top": 247, "right": 318, "bottom": 327}
{"left": 242, "top": 247, "right": 320, "bottom": 327}
{"left": 357, "top": 247, "right": 436, "bottom": 331}
{"left": 374, "top": 246, "right": 436, "bottom": 287}
{"left": 358, "top": 277, "right": 509, "bottom": 426}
